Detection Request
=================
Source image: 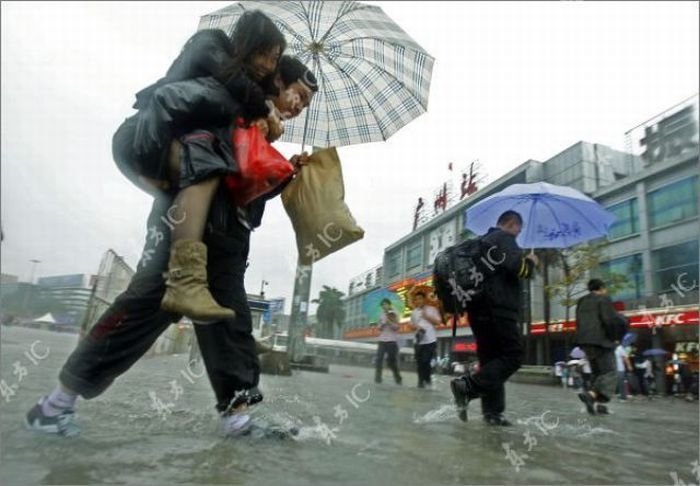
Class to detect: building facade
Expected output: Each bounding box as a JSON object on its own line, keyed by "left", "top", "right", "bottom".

{"left": 342, "top": 96, "right": 699, "bottom": 367}
{"left": 36, "top": 274, "right": 94, "bottom": 326}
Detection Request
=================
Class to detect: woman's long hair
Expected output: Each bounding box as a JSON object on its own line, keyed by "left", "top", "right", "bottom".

{"left": 220, "top": 10, "right": 287, "bottom": 96}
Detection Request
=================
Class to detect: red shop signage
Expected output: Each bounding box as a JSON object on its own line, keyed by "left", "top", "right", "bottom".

{"left": 530, "top": 308, "right": 699, "bottom": 335}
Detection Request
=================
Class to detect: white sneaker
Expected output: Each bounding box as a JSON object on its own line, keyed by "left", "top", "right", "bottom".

{"left": 221, "top": 410, "right": 252, "bottom": 437}
{"left": 25, "top": 396, "right": 80, "bottom": 437}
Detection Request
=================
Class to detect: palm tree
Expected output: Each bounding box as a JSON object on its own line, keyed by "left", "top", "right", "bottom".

{"left": 312, "top": 286, "right": 346, "bottom": 339}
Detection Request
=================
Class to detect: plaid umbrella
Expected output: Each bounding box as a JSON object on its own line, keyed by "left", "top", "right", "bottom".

{"left": 199, "top": 0, "right": 434, "bottom": 147}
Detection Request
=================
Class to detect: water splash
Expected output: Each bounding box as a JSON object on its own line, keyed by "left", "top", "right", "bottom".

{"left": 412, "top": 404, "right": 456, "bottom": 424}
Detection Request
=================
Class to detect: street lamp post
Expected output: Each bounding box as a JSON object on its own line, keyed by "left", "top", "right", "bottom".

{"left": 260, "top": 280, "right": 269, "bottom": 299}
{"left": 22, "top": 259, "right": 41, "bottom": 316}
{"left": 29, "top": 259, "right": 41, "bottom": 284}
{"left": 288, "top": 260, "right": 312, "bottom": 363}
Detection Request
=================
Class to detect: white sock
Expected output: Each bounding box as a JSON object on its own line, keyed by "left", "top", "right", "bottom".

{"left": 41, "top": 386, "right": 78, "bottom": 417}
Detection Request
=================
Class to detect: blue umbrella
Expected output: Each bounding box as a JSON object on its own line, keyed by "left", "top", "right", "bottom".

{"left": 643, "top": 348, "right": 669, "bottom": 357}
{"left": 465, "top": 182, "right": 617, "bottom": 248}
{"left": 570, "top": 347, "right": 586, "bottom": 359}
{"left": 622, "top": 332, "right": 637, "bottom": 347}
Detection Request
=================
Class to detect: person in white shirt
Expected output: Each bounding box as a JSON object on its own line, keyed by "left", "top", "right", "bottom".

{"left": 374, "top": 299, "right": 403, "bottom": 385}
{"left": 410, "top": 291, "right": 440, "bottom": 388}
{"left": 615, "top": 344, "right": 632, "bottom": 400}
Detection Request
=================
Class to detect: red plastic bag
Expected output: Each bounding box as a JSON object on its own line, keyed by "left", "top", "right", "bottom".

{"left": 223, "top": 124, "right": 294, "bottom": 207}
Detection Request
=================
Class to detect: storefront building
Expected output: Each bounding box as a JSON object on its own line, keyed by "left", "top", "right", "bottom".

{"left": 342, "top": 97, "right": 699, "bottom": 367}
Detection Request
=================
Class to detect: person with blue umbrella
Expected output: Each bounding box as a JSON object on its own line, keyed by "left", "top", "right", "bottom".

{"left": 450, "top": 210, "right": 538, "bottom": 426}
{"left": 465, "top": 182, "right": 616, "bottom": 250}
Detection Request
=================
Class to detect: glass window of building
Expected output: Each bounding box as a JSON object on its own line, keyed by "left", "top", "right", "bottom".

{"left": 406, "top": 239, "right": 423, "bottom": 270}
{"left": 386, "top": 251, "right": 401, "bottom": 278}
{"left": 606, "top": 199, "right": 639, "bottom": 239}
{"left": 600, "top": 254, "right": 644, "bottom": 301}
{"left": 647, "top": 176, "right": 699, "bottom": 228}
{"left": 652, "top": 240, "right": 699, "bottom": 294}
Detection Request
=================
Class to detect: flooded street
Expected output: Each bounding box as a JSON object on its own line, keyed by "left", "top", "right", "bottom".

{"left": 1, "top": 326, "right": 698, "bottom": 485}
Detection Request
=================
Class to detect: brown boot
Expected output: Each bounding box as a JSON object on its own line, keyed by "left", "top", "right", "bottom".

{"left": 161, "top": 239, "right": 235, "bottom": 321}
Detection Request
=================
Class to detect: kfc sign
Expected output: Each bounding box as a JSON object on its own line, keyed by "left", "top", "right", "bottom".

{"left": 530, "top": 307, "right": 698, "bottom": 335}
{"left": 629, "top": 310, "right": 698, "bottom": 329}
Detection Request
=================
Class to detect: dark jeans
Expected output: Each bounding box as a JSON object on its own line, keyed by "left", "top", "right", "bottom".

{"left": 60, "top": 191, "right": 258, "bottom": 413}
{"left": 467, "top": 306, "right": 523, "bottom": 417}
{"left": 633, "top": 369, "right": 649, "bottom": 396}
{"left": 580, "top": 345, "right": 616, "bottom": 403}
{"left": 375, "top": 341, "right": 402, "bottom": 384}
{"left": 415, "top": 342, "right": 436, "bottom": 387}
{"left": 582, "top": 372, "right": 592, "bottom": 391}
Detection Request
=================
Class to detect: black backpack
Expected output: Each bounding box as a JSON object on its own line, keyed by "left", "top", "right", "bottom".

{"left": 433, "top": 237, "right": 492, "bottom": 319}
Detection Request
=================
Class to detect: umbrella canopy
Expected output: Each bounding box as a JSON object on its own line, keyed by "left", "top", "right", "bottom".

{"left": 621, "top": 332, "right": 637, "bottom": 347}
{"left": 566, "top": 359, "right": 583, "bottom": 366}
{"left": 570, "top": 347, "right": 586, "bottom": 359}
{"left": 199, "top": 0, "right": 434, "bottom": 147}
{"left": 407, "top": 284, "right": 440, "bottom": 309}
{"left": 465, "top": 182, "right": 617, "bottom": 248}
{"left": 643, "top": 348, "right": 670, "bottom": 357}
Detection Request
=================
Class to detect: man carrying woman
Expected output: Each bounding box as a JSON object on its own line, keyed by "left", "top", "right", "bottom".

{"left": 26, "top": 11, "right": 317, "bottom": 438}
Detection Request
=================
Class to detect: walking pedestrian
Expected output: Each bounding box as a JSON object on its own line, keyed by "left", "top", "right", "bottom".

{"left": 632, "top": 351, "right": 650, "bottom": 398}
{"left": 114, "top": 11, "right": 287, "bottom": 322}
{"left": 573, "top": 279, "right": 619, "bottom": 415}
{"left": 374, "top": 299, "right": 403, "bottom": 385}
{"left": 410, "top": 291, "right": 440, "bottom": 388}
{"left": 615, "top": 343, "right": 632, "bottom": 401}
{"left": 450, "top": 210, "right": 537, "bottom": 426}
{"left": 25, "top": 24, "right": 319, "bottom": 437}
{"left": 644, "top": 356, "right": 657, "bottom": 396}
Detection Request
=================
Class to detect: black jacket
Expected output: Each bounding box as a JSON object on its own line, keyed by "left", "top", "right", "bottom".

{"left": 126, "top": 74, "right": 291, "bottom": 230}
{"left": 478, "top": 227, "right": 534, "bottom": 319}
{"left": 574, "top": 293, "right": 618, "bottom": 349}
{"left": 133, "top": 29, "right": 269, "bottom": 117}
{"left": 131, "top": 29, "right": 271, "bottom": 161}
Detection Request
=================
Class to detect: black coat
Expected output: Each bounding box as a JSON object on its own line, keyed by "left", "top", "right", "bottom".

{"left": 130, "top": 29, "right": 270, "bottom": 162}
{"left": 574, "top": 293, "right": 618, "bottom": 349}
{"left": 128, "top": 79, "right": 289, "bottom": 230}
{"left": 114, "top": 30, "right": 284, "bottom": 229}
{"left": 133, "top": 29, "right": 269, "bottom": 117}
{"left": 478, "top": 227, "right": 534, "bottom": 320}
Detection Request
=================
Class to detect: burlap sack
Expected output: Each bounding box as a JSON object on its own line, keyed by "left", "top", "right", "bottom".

{"left": 282, "top": 147, "right": 364, "bottom": 265}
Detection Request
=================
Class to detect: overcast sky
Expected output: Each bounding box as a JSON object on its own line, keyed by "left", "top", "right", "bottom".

{"left": 2, "top": 1, "right": 698, "bottom": 314}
